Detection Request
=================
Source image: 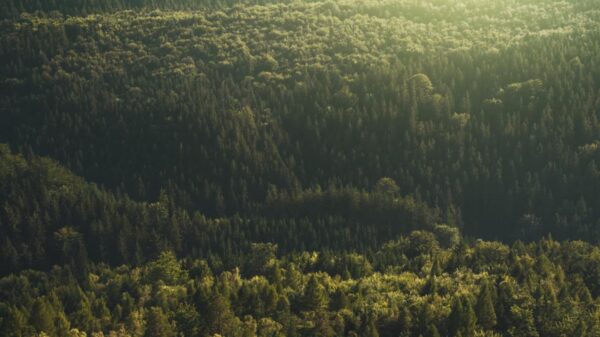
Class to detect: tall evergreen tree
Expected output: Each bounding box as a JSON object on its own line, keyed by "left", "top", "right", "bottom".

{"left": 144, "top": 307, "right": 176, "bottom": 337}
{"left": 476, "top": 281, "right": 497, "bottom": 330}
{"left": 302, "top": 275, "right": 328, "bottom": 311}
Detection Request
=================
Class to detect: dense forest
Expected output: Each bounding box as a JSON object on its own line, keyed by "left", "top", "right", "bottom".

{"left": 2, "top": 0, "right": 600, "bottom": 240}
{"left": 4, "top": 233, "right": 600, "bottom": 337}
{"left": 1, "top": 0, "right": 600, "bottom": 336}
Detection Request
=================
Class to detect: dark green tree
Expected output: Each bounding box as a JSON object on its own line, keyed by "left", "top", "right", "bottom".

{"left": 302, "top": 275, "right": 329, "bottom": 311}
{"left": 0, "top": 306, "right": 28, "bottom": 337}
{"left": 476, "top": 281, "right": 497, "bottom": 330}
{"left": 29, "top": 298, "right": 56, "bottom": 336}
{"left": 144, "top": 307, "right": 176, "bottom": 337}
{"left": 449, "top": 297, "right": 476, "bottom": 337}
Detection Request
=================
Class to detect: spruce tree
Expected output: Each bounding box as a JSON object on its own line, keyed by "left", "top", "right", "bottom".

{"left": 313, "top": 310, "right": 335, "bottom": 337}
{"left": 303, "top": 275, "right": 328, "bottom": 311}
{"left": 476, "top": 281, "right": 497, "bottom": 330}
{"left": 29, "top": 298, "right": 56, "bottom": 336}
{"left": 398, "top": 306, "right": 413, "bottom": 336}
{"left": 360, "top": 314, "right": 379, "bottom": 337}
{"left": 448, "top": 297, "right": 464, "bottom": 337}
{"left": 330, "top": 288, "right": 349, "bottom": 311}
{"left": 0, "top": 306, "right": 27, "bottom": 337}
{"left": 144, "top": 307, "right": 176, "bottom": 337}
{"left": 427, "top": 323, "right": 441, "bottom": 337}
{"left": 575, "top": 320, "right": 587, "bottom": 337}
{"left": 449, "top": 296, "right": 477, "bottom": 337}
{"left": 462, "top": 298, "right": 477, "bottom": 337}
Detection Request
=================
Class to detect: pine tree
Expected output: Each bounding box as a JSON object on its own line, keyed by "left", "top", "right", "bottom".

{"left": 462, "top": 298, "right": 477, "bottom": 337}
{"left": 267, "top": 260, "right": 283, "bottom": 289}
{"left": 174, "top": 303, "right": 200, "bottom": 337}
{"left": 204, "top": 293, "right": 240, "bottom": 336}
{"left": 427, "top": 323, "right": 441, "bottom": 337}
{"left": 476, "top": 281, "right": 497, "bottom": 330}
{"left": 303, "top": 275, "right": 328, "bottom": 311}
{"left": 448, "top": 297, "right": 464, "bottom": 337}
{"left": 313, "top": 310, "right": 335, "bottom": 337}
{"left": 535, "top": 281, "right": 563, "bottom": 337}
{"left": 29, "top": 298, "right": 56, "bottom": 336}
{"left": 423, "top": 264, "right": 438, "bottom": 295}
{"left": 398, "top": 306, "right": 413, "bottom": 336}
{"left": 431, "top": 255, "right": 442, "bottom": 276}
{"left": 0, "top": 238, "right": 19, "bottom": 275}
{"left": 360, "top": 314, "right": 379, "bottom": 337}
{"left": 72, "top": 292, "right": 95, "bottom": 332}
{"left": 497, "top": 277, "right": 517, "bottom": 330}
{"left": 55, "top": 311, "right": 71, "bottom": 337}
{"left": 146, "top": 251, "right": 187, "bottom": 285}
{"left": 508, "top": 306, "right": 539, "bottom": 337}
{"left": 144, "top": 307, "right": 176, "bottom": 337}
{"left": 575, "top": 320, "right": 588, "bottom": 337}
{"left": 449, "top": 297, "right": 477, "bottom": 337}
{"left": 330, "top": 288, "right": 349, "bottom": 311}
{"left": 0, "top": 306, "right": 27, "bottom": 337}
{"left": 264, "top": 285, "right": 279, "bottom": 315}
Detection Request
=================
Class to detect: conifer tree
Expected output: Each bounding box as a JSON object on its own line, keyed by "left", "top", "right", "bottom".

{"left": 508, "top": 306, "right": 539, "bottom": 337}
{"left": 476, "top": 281, "right": 497, "bottom": 330}
{"left": 303, "top": 275, "right": 328, "bottom": 311}
{"left": 0, "top": 306, "right": 27, "bottom": 337}
{"left": 144, "top": 307, "right": 176, "bottom": 337}
{"left": 29, "top": 298, "right": 56, "bottom": 336}
{"left": 427, "top": 323, "right": 441, "bottom": 337}
{"left": 448, "top": 297, "right": 464, "bottom": 337}
{"left": 313, "top": 310, "right": 335, "bottom": 337}
{"left": 398, "top": 306, "right": 413, "bottom": 336}
{"left": 360, "top": 314, "right": 379, "bottom": 337}
{"left": 575, "top": 320, "right": 588, "bottom": 337}
{"left": 462, "top": 298, "right": 477, "bottom": 337}
{"left": 449, "top": 297, "right": 477, "bottom": 337}
{"left": 330, "top": 288, "right": 349, "bottom": 311}
{"left": 205, "top": 293, "right": 240, "bottom": 336}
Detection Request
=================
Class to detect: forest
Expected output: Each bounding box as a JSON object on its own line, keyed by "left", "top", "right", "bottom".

{"left": 1, "top": 0, "right": 600, "bottom": 336}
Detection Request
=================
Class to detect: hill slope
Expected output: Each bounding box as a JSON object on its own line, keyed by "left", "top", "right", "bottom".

{"left": 2, "top": 0, "right": 600, "bottom": 240}
{"left": 0, "top": 144, "right": 438, "bottom": 276}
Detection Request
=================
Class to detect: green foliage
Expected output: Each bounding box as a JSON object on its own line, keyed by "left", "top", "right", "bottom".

{"left": 2, "top": 234, "right": 600, "bottom": 337}
{"left": 145, "top": 307, "right": 176, "bottom": 337}
{"left": 0, "top": 146, "right": 439, "bottom": 274}
{"left": 409, "top": 73, "right": 434, "bottom": 101}
{"left": 204, "top": 293, "right": 241, "bottom": 336}
{"left": 302, "top": 275, "right": 329, "bottom": 312}
{"left": 146, "top": 251, "right": 187, "bottom": 285}
{"left": 244, "top": 243, "right": 278, "bottom": 277}
{"left": 1, "top": 1, "right": 600, "bottom": 337}
{"left": 373, "top": 177, "right": 400, "bottom": 197}
{"left": 1, "top": 0, "right": 600, "bottom": 245}
{"left": 449, "top": 296, "right": 477, "bottom": 337}
{"left": 0, "top": 306, "right": 28, "bottom": 337}
{"left": 508, "top": 306, "right": 539, "bottom": 337}
{"left": 433, "top": 225, "right": 461, "bottom": 249}
{"left": 476, "top": 281, "right": 497, "bottom": 330}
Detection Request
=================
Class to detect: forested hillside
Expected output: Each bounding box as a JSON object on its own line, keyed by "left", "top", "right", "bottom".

{"left": 2, "top": 0, "right": 600, "bottom": 241}
{"left": 4, "top": 228, "right": 600, "bottom": 337}
{"left": 0, "top": 145, "right": 437, "bottom": 276}
{"left": 2, "top": 0, "right": 600, "bottom": 336}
